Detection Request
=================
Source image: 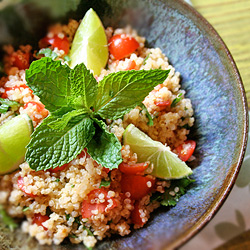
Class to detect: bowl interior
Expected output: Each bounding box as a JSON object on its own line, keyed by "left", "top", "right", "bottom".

{"left": 0, "top": 0, "right": 248, "bottom": 249}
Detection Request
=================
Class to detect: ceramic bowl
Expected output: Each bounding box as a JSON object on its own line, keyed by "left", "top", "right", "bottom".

{"left": 0, "top": 0, "right": 248, "bottom": 249}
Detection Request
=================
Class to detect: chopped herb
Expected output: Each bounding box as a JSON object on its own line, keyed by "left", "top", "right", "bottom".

{"left": 25, "top": 57, "right": 170, "bottom": 172}
{"left": 160, "top": 177, "right": 195, "bottom": 207}
{"left": 107, "top": 220, "right": 112, "bottom": 225}
{"left": 139, "top": 103, "right": 154, "bottom": 126}
{"left": 71, "top": 184, "right": 75, "bottom": 188}
{"left": 55, "top": 178, "right": 60, "bottom": 182}
{"left": 0, "top": 205, "right": 18, "bottom": 231}
{"left": 184, "top": 107, "right": 188, "bottom": 111}
{"left": 171, "top": 93, "right": 183, "bottom": 108}
{"left": 74, "top": 216, "right": 82, "bottom": 226}
{"left": 142, "top": 52, "right": 151, "bottom": 65}
{"left": 99, "top": 179, "right": 111, "bottom": 188}
{"left": 65, "top": 213, "right": 70, "bottom": 220}
{"left": 63, "top": 55, "right": 71, "bottom": 62}
{"left": 182, "top": 124, "right": 191, "bottom": 130}
{"left": 22, "top": 206, "right": 30, "bottom": 212}
{"left": 83, "top": 226, "right": 94, "bottom": 236}
{"left": 68, "top": 234, "right": 77, "bottom": 238}
{"left": 37, "top": 48, "right": 58, "bottom": 60}
{"left": 0, "top": 98, "right": 21, "bottom": 114}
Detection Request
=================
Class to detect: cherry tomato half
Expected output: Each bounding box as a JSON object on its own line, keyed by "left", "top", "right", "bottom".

{"left": 39, "top": 35, "right": 70, "bottom": 54}
{"left": 32, "top": 213, "right": 49, "bottom": 230}
{"left": 10, "top": 52, "right": 31, "bottom": 70}
{"left": 175, "top": 140, "right": 196, "bottom": 162}
{"left": 131, "top": 201, "right": 145, "bottom": 226}
{"left": 108, "top": 34, "right": 139, "bottom": 60}
{"left": 17, "top": 176, "right": 36, "bottom": 198}
{"left": 81, "top": 188, "right": 117, "bottom": 219}
{"left": 120, "top": 174, "right": 155, "bottom": 200}
{"left": 118, "top": 162, "right": 149, "bottom": 175}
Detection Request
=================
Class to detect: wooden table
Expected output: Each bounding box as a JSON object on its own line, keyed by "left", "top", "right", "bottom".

{"left": 192, "top": 0, "right": 250, "bottom": 108}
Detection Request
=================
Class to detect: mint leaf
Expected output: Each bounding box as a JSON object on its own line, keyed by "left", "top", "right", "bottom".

{"left": 37, "top": 48, "right": 58, "bottom": 60}
{"left": 87, "top": 119, "right": 122, "bottom": 169}
{"left": 171, "top": 93, "right": 183, "bottom": 108}
{"left": 0, "top": 98, "right": 21, "bottom": 114}
{"left": 94, "top": 69, "right": 170, "bottom": 120}
{"left": 48, "top": 109, "right": 88, "bottom": 130}
{"left": 0, "top": 205, "right": 18, "bottom": 231}
{"left": 26, "top": 113, "right": 95, "bottom": 171}
{"left": 25, "top": 57, "right": 71, "bottom": 112}
{"left": 160, "top": 177, "right": 194, "bottom": 207}
{"left": 69, "top": 63, "right": 98, "bottom": 109}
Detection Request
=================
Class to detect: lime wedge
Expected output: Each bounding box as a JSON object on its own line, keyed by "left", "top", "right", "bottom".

{"left": 123, "top": 124, "right": 193, "bottom": 179}
{"left": 68, "top": 8, "right": 108, "bottom": 75}
{"left": 0, "top": 114, "right": 33, "bottom": 175}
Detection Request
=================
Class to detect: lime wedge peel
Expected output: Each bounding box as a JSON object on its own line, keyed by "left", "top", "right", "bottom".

{"left": 123, "top": 124, "right": 193, "bottom": 180}
{"left": 0, "top": 114, "right": 33, "bottom": 175}
{"left": 69, "top": 8, "right": 108, "bottom": 75}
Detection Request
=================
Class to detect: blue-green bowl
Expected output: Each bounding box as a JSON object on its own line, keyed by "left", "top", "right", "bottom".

{"left": 0, "top": 0, "right": 248, "bottom": 249}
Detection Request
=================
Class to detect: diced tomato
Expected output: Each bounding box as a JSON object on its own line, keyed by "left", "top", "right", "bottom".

{"left": 81, "top": 188, "right": 117, "bottom": 219}
{"left": 131, "top": 201, "right": 145, "bottom": 226}
{"left": 103, "top": 167, "right": 110, "bottom": 174}
{"left": 32, "top": 213, "right": 49, "bottom": 230}
{"left": 10, "top": 52, "right": 31, "bottom": 70}
{"left": 120, "top": 174, "right": 155, "bottom": 200}
{"left": 17, "top": 176, "right": 36, "bottom": 198}
{"left": 118, "top": 162, "right": 149, "bottom": 175}
{"left": 1, "top": 84, "right": 32, "bottom": 99}
{"left": 155, "top": 100, "right": 171, "bottom": 111}
{"left": 24, "top": 101, "right": 45, "bottom": 112}
{"left": 108, "top": 34, "right": 139, "bottom": 60}
{"left": 39, "top": 34, "right": 70, "bottom": 54}
{"left": 126, "top": 60, "right": 137, "bottom": 70}
{"left": 49, "top": 162, "right": 70, "bottom": 173}
{"left": 175, "top": 140, "right": 196, "bottom": 162}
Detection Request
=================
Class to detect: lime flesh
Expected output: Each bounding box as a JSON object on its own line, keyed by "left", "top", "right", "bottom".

{"left": 123, "top": 124, "right": 193, "bottom": 179}
{"left": 68, "top": 8, "right": 108, "bottom": 75}
{"left": 0, "top": 114, "right": 33, "bottom": 175}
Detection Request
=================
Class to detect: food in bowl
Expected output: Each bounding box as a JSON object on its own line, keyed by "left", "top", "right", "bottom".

{"left": 0, "top": 9, "right": 195, "bottom": 249}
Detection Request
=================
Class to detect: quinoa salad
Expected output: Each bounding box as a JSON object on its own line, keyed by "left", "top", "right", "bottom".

{"left": 0, "top": 9, "right": 195, "bottom": 249}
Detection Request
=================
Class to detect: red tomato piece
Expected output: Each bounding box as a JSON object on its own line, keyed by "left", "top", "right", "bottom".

{"left": 39, "top": 35, "right": 70, "bottom": 54}
{"left": 103, "top": 167, "right": 110, "bottom": 174}
{"left": 118, "top": 162, "right": 149, "bottom": 175}
{"left": 108, "top": 34, "right": 139, "bottom": 60}
{"left": 81, "top": 188, "right": 117, "bottom": 219}
{"left": 155, "top": 100, "right": 171, "bottom": 107}
{"left": 175, "top": 140, "right": 196, "bottom": 162}
{"left": 32, "top": 213, "right": 49, "bottom": 230}
{"left": 1, "top": 85, "right": 32, "bottom": 99}
{"left": 11, "top": 52, "right": 31, "bottom": 70}
{"left": 126, "top": 60, "right": 137, "bottom": 70}
{"left": 49, "top": 163, "right": 70, "bottom": 173}
{"left": 131, "top": 201, "right": 145, "bottom": 226}
{"left": 17, "top": 176, "right": 36, "bottom": 198}
{"left": 24, "top": 101, "right": 45, "bottom": 113}
{"left": 120, "top": 174, "right": 155, "bottom": 200}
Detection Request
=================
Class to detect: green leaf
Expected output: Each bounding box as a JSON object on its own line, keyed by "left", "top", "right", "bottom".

{"left": 25, "top": 113, "right": 95, "bottom": 171}
{"left": 99, "top": 179, "right": 111, "bottom": 188}
{"left": 0, "top": 98, "right": 21, "bottom": 114}
{"left": 171, "top": 93, "right": 183, "bottom": 108}
{"left": 94, "top": 69, "right": 170, "bottom": 120}
{"left": 48, "top": 109, "right": 88, "bottom": 130}
{"left": 69, "top": 63, "right": 98, "bottom": 109}
{"left": 37, "top": 48, "right": 58, "bottom": 60}
{"left": 87, "top": 119, "right": 122, "bottom": 170}
{"left": 139, "top": 103, "right": 154, "bottom": 126}
{"left": 0, "top": 205, "right": 18, "bottom": 231}
{"left": 25, "top": 57, "right": 71, "bottom": 112}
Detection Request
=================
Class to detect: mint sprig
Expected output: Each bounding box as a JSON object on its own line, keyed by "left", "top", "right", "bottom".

{"left": 25, "top": 57, "right": 169, "bottom": 171}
